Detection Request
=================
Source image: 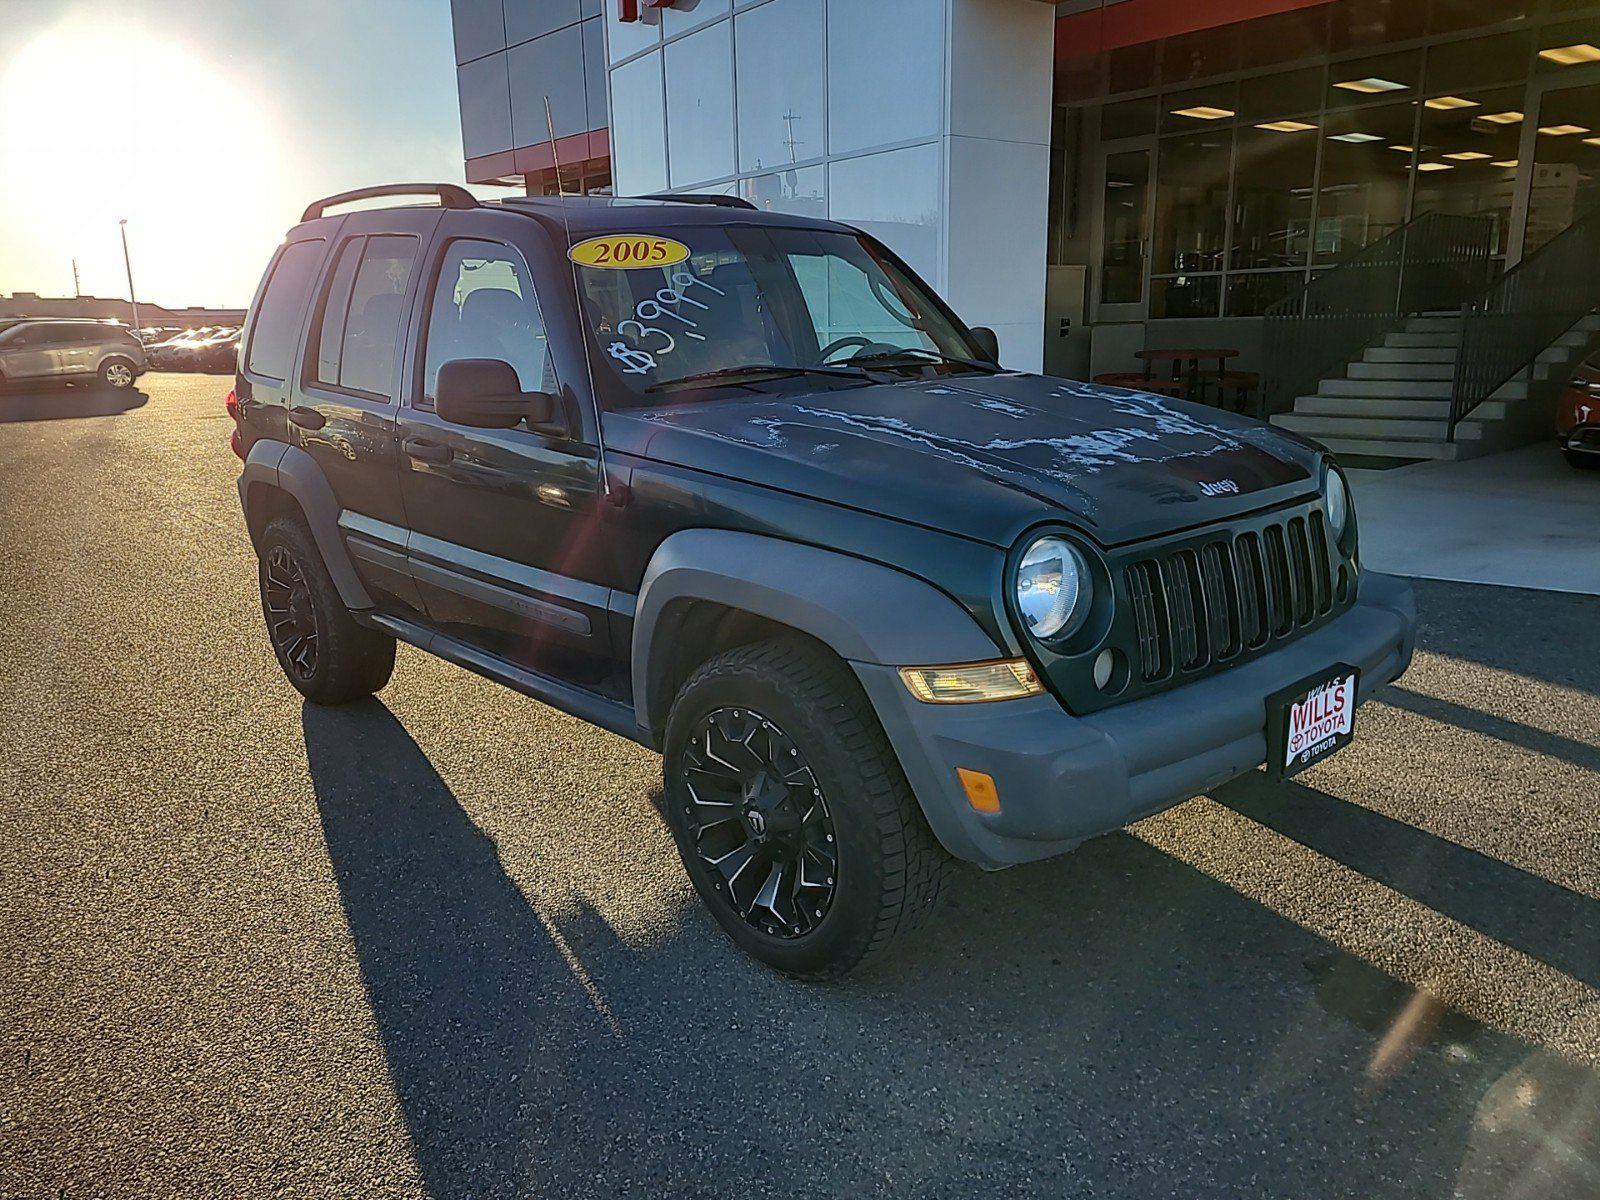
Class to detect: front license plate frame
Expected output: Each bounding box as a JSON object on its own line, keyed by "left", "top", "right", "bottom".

{"left": 1266, "top": 664, "right": 1360, "bottom": 780}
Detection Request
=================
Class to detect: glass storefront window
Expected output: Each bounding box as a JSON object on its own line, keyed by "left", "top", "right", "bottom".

{"left": 1151, "top": 274, "right": 1221, "bottom": 318}
{"left": 1153, "top": 130, "right": 1232, "bottom": 275}
{"left": 1099, "top": 150, "right": 1150, "bottom": 305}
{"left": 1525, "top": 80, "right": 1600, "bottom": 251}
{"left": 827, "top": 0, "right": 942, "bottom": 155}
{"left": 1101, "top": 96, "right": 1157, "bottom": 140}
{"left": 1232, "top": 124, "right": 1318, "bottom": 269}
{"left": 1330, "top": 1, "right": 1427, "bottom": 52}
{"left": 665, "top": 22, "right": 735, "bottom": 187}
{"left": 739, "top": 164, "right": 826, "bottom": 219}
{"left": 827, "top": 143, "right": 941, "bottom": 284}
{"left": 1414, "top": 84, "right": 1525, "bottom": 256}
{"left": 1327, "top": 49, "right": 1423, "bottom": 108}
{"left": 734, "top": 0, "right": 824, "bottom": 174}
{"left": 1316, "top": 101, "right": 1419, "bottom": 261}
{"left": 1425, "top": 31, "right": 1536, "bottom": 92}
{"left": 1162, "top": 81, "right": 1239, "bottom": 134}
{"left": 609, "top": 52, "right": 668, "bottom": 195}
{"left": 1239, "top": 66, "right": 1325, "bottom": 121}
{"left": 1227, "top": 271, "right": 1308, "bottom": 317}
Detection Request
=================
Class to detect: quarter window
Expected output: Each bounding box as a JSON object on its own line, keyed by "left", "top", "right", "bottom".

{"left": 421, "top": 240, "right": 555, "bottom": 409}
{"left": 246, "top": 239, "right": 325, "bottom": 380}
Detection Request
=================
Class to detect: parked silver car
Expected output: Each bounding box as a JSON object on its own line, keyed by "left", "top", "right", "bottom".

{"left": 0, "top": 320, "right": 146, "bottom": 390}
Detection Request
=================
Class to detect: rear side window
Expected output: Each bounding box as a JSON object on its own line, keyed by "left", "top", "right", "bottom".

{"left": 310, "top": 234, "right": 418, "bottom": 399}
{"left": 421, "top": 239, "right": 555, "bottom": 409}
{"left": 246, "top": 239, "right": 325, "bottom": 379}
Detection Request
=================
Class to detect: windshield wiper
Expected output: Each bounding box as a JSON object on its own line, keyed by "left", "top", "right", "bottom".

{"left": 643, "top": 364, "right": 873, "bottom": 394}
{"left": 844, "top": 348, "right": 998, "bottom": 374}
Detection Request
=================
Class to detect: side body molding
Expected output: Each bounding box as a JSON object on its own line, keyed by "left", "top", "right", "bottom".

{"left": 631, "top": 529, "right": 1003, "bottom": 739}
{"left": 236, "top": 440, "right": 374, "bottom": 611}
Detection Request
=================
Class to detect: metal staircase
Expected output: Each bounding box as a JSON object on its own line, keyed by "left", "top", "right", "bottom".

{"left": 1271, "top": 310, "right": 1600, "bottom": 462}
{"left": 1266, "top": 206, "right": 1600, "bottom": 465}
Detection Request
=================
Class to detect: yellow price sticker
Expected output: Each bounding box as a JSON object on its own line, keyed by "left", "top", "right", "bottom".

{"left": 568, "top": 233, "right": 690, "bottom": 269}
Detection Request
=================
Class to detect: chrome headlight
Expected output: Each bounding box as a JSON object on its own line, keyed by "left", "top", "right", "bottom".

{"left": 1014, "top": 535, "right": 1091, "bottom": 640}
{"left": 1324, "top": 466, "right": 1352, "bottom": 546}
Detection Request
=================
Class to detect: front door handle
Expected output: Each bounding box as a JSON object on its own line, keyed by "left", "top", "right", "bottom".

{"left": 288, "top": 406, "right": 326, "bottom": 430}
{"left": 403, "top": 437, "right": 452, "bottom": 465}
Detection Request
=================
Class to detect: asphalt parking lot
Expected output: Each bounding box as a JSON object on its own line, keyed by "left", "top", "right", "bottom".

{"left": 2, "top": 374, "right": 1597, "bottom": 1199}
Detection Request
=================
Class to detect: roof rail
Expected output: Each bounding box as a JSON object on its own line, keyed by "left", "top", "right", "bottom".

{"left": 639, "top": 192, "right": 757, "bottom": 210}
{"left": 301, "top": 183, "right": 479, "bottom": 223}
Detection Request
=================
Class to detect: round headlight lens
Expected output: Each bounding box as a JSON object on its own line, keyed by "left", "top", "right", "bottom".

{"left": 1325, "top": 467, "right": 1351, "bottom": 544}
{"left": 1015, "top": 536, "right": 1090, "bottom": 640}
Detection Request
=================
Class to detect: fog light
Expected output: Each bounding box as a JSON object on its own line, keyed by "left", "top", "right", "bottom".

{"left": 899, "top": 659, "right": 1044, "bottom": 704}
{"left": 957, "top": 768, "right": 1001, "bottom": 813}
{"left": 1093, "top": 649, "right": 1116, "bottom": 690}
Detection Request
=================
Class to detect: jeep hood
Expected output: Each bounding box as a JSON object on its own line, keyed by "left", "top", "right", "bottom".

{"left": 604, "top": 373, "right": 1323, "bottom": 547}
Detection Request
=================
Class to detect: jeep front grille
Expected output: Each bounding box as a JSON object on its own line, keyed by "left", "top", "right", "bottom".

{"left": 1123, "top": 510, "right": 1336, "bottom": 684}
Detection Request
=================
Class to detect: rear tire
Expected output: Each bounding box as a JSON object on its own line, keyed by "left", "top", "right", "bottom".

{"left": 257, "top": 513, "right": 395, "bottom": 704}
{"left": 1564, "top": 446, "right": 1599, "bottom": 470}
{"left": 99, "top": 357, "right": 136, "bottom": 390}
{"left": 663, "top": 636, "right": 950, "bottom": 980}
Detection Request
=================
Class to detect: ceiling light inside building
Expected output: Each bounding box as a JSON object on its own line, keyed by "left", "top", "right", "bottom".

{"left": 1444, "top": 151, "right": 1493, "bottom": 160}
{"left": 1426, "top": 96, "right": 1480, "bottom": 110}
{"left": 1492, "top": 160, "right": 1519, "bottom": 168}
{"left": 1479, "top": 111, "right": 1524, "bottom": 125}
{"left": 1256, "top": 119, "right": 1317, "bottom": 132}
{"left": 1329, "top": 132, "right": 1385, "bottom": 143}
{"left": 1390, "top": 144, "right": 1416, "bottom": 152}
{"left": 1539, "top": 43, "right": 1600, "bottom": 65}
{"left": 1172, "top": 105, "right": 1235, "bottom": 120}
{"left": 1415, "top": 163, "right": 1455, "bottom": 172}
{"left": 1334, "top": 77, "right": 1409, "bottom": 93}
{"left": 1538, "top": 124, "right": 1590, "bottom": 136}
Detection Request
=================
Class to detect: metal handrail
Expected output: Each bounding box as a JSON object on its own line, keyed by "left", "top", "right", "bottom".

{"left": 1449, "top": 205, "right": 1600, "bottom": 440}
{"left": 1263, "top": 212, "right": 1495, "bottom": 415}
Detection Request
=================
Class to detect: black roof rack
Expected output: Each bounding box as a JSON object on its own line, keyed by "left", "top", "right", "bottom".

{"left": 301, "top": 183, "right": 479, "bottom": 223}
{"left": 638, "top": 192, "right": 757, "bottom": 210}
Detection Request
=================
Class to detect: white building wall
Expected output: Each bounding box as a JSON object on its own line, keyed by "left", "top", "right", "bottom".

{"left": 603, "top": 0, "right": 1053, "bottom": 370}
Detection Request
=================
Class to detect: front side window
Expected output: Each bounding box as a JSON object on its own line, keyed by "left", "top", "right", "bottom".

{"left": 572, "top": 225, "right": 983, "bottom": 403}
{"left": 421, "top": 239, "right": 555, "bottom": 409}
{"left": 246, "top": 238, "right": 325, "bottom": 380}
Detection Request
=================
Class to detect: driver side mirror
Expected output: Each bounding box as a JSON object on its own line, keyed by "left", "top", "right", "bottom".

{"left": 436, "top": 358, "right": 565, "bottom": 435}
{"left": 969, "top": 326, "right": 1001, "bottom": 365}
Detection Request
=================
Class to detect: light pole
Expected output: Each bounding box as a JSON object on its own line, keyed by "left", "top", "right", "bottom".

{"left": 118, "top": 219, "right": 142, "bottom": 333}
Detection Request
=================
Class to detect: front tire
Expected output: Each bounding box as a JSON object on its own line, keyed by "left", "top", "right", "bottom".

{"left": 257, "top": 513, "right": 395, "bottom": 704}
{"left": 663, "top": 637, "right": 950, "bottom": 979}
{"left": 99, "top": 357, "right": 136, "bottom": 389}
{"left": 1564, "top": 446, "right": 1599, "bottom": 470}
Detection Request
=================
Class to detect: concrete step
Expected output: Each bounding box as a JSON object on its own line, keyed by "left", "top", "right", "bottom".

{"left": 1384, "top": 332, "right": 1459, "bottom": 349}
{"left": 1365, "top": 345, "right": 1458, "bottom": 364}
{"left": 1274, "top": 413, "right": 1486, "bottom": 442}
{"left": 1318, "top": 376, "right": 1528, "bottom": 400}
{"left": 1266, "top": 427, "right": 1466, "bottom": 462}
{"left": 1347, "top": 360, "right": 1455, "bottom": 381}
{"left": 1404, "top": 316, "right": 1463, "bottom": 334}
{"left": 1292, "top": 396, "right": 1516, "bottom": 421}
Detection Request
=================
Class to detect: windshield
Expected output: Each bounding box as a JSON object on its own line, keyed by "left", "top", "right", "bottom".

{"left": 571, "top": 225, "right": 987, "bottom": 405}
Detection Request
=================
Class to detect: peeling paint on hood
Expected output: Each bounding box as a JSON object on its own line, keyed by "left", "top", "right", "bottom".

{"left": 606, "top": 373, "right": 1322, "bottom": 547}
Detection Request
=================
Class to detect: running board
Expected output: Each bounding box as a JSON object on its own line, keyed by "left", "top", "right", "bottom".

{"left": 363, "top": 612, "right": 653, "bottom": 748}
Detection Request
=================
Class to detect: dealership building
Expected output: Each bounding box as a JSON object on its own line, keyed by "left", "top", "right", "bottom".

{"left": 451, "top": 0, "right": 1600, "bottom": 460}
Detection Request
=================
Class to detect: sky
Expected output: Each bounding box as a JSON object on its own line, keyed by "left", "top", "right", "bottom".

{"left": 0, "top": 0, "right": 500, "bottom": 309}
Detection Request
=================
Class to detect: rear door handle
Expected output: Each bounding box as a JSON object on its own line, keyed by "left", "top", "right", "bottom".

{"left": 288, "top": 406, "right": 326, "bottom": 430}
{"left": 403, "top": 437, "right": 452, "bottom": 464}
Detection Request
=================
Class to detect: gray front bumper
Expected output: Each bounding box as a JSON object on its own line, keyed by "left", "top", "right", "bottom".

{"left": 854, "top": 571, "right": 1417, "bottom": 868}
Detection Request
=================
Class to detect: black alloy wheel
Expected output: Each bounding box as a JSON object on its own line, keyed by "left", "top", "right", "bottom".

{"left": 681, "top": 706, "right": 838, "bottom": 939}
{"left": 262, "top": 544, "right": 319, "bottom": 681}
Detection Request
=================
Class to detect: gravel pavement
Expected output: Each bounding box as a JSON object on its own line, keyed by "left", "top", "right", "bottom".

{"left": 2, "top": 374, "right": 1596, "bottom": 1199}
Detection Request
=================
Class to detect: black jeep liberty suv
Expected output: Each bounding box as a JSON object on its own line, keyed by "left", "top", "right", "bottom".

{"left": 232, "top": 184, "right": 1416, "bottom": 978}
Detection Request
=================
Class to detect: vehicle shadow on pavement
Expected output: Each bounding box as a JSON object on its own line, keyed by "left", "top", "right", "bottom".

{"left": 302, "top": 698, "right": 639, "bottom": 1200}
{"left": 1212, "top": 774, "right": 1600, "bottom": 988}
{"left": 0, "top": 386, "right": 149, "bottom": 422}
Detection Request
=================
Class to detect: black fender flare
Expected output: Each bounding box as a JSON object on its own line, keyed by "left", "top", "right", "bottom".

{"left": 630, "top": 529, "right": 1003, "bottom": 740}
{"left": 236, "top": 440, "right": 373, "bottom": 610}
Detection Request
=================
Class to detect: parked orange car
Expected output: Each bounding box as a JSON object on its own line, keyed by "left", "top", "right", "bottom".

{"left": 1559, "top": 354, "right": 1600, "bottom": 470}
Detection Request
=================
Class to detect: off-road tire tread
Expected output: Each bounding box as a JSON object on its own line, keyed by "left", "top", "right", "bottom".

{"left": 259, "top": 514, "right": 395, "bottom": 704}
{"left": 671, "top": 636, "right": 951, "bottom": 979}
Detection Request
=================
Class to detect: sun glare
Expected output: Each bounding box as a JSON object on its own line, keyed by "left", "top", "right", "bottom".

{"left": 0, "top": 17, "right": 286, "bottom": 306}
